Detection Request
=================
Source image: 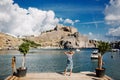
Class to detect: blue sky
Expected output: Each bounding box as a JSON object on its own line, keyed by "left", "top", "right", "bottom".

{"left": 1, "top": 0, "right": 119, "bottom": 41}
{"left": 11, "top": 0, "right": 112, "bottom": 40}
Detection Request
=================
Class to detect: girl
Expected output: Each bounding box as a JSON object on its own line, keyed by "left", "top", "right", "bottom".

{"left": 64, "top": 50, "right": 75, "bottom": 76}
{"left": 11, "top": 56, "right": 17, "bottom": 75}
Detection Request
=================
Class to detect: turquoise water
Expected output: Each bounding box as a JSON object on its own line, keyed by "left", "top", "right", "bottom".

{"left": 0, "top": 49, "right": 120, "bottom": 80}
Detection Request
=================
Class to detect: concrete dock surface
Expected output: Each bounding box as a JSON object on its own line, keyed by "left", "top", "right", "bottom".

{"left": 6, "top": 71, "right": 112, "bottom": 80}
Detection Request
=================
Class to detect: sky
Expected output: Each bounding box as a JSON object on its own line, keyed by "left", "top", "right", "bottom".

{"left": 0, "top": 0, "right": 120, "bottom": 41}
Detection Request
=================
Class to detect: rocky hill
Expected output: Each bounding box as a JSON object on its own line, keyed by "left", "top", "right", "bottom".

{"left": 0, "top": 32, "right": 23, "bottom": 50}
{"left": 0, "top": 25, "right": 97, "bottom": 49}
{"left": 25, "top": 25, "right": 93, "bottom": 49}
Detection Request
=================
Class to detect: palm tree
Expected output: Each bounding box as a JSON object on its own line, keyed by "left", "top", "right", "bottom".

{"left": 97, "top": 41, "right": 110, "bottom": 69}
{"left": 96, "top": 41, "right": 110, "bottom": 77}
{"left": 19, "top": 42, "right": 30, "bottom": 69}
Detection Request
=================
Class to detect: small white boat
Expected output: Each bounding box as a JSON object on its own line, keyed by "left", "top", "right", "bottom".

{"left": 91, "top": 50, "right": 98, "bottom": 59}
{"left": 76, "top": 49, "right": 80, "bottom": 52}
{"left": 111, "top": 49, "right": 120, "bottom": 52}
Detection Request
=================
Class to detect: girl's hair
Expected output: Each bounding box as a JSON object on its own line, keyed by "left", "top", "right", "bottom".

{"left": 13, "top": 56, "right": 16, "bottom": 58}
{"left": 69, "top": 50, "right": 73, "bottom": 54}
{"left": 12, "top": 56, "right": 16, "bottom": 62}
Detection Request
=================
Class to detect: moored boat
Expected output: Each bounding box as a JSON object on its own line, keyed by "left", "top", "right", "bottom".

{"left": 91, "top": 50, "right": 98, "bottom": 59}
{"left": 111, "top": 49, "right": 120, "bottom": 52}
{"left": 76, "top": 48, "right": 80, "bottom": 52}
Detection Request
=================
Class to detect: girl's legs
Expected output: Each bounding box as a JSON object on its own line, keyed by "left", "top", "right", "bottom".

{"left": 69, "top": 62, "right": 73, "bottom": 76}
{"left": 64, "top": 68, "right": 67, "bottom": 75}
{"left": 64, "top": 68, "right": 72, "bottom": 76}
{"left": 14, "top": 65, "right": 17, "bottom": 73}
{"left": 69, "top": 69, "right": 72, "bottom": 76}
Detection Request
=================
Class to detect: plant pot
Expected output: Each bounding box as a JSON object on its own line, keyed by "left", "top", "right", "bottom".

{"left": 16, "top": 67, "right": 27, "bottom": 77}
{"left": 95, "top": 68, "right": 105, "bottom": 77}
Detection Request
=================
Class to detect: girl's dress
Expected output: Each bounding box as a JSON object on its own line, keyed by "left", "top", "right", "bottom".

{"left": 66, "top": 53, "right": 73, "bottom": 70}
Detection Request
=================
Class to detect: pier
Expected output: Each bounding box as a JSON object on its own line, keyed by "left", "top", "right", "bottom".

{"left": 6, "top": 71, "right": 112, "bottom": 80}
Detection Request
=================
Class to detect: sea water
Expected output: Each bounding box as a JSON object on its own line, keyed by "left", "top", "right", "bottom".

{"left": 0, "top": 48, "right": 120, "bottom": 80}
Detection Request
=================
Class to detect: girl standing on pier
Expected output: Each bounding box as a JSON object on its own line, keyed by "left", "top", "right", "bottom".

{"left": 64, "top": 50, "right": 75, "bottom": 76}
{"left": 11, "top": 56, "right": 17, "bottom": 75}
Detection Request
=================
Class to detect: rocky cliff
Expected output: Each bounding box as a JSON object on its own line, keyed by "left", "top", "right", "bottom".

{"left": 25, "top": 25, "right": 90, "bottom": 49}
{"left": 0, "top": 32, "right": 23, "bottom": 50}
{"left": 0, "top": 25, "right": 97, "bottom": 49}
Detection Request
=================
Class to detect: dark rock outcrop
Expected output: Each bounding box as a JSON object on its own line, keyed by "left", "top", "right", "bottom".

{"left": 25, "top": 25, "right": 90, "bottom": 48}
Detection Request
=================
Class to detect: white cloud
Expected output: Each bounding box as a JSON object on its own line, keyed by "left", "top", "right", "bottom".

{"left": 88, "top": 32, "right": 108, "bottom": 41}
{"left": 63, "top": 18, "right": 79, "bottom": 25}
{"left": 108, "top": 27, "right": 120, "bottom": 36}
{"left": 59, "top": 18, "right": 63, "bottom": 22}
{"left": 79, "top": 21, "right": 104, "bottom": 25}
{"left": 105, "top": 14, "right": 120, "bottom": 21}
{"left": 75, "top": 20, "right": 80, "bottom": 23}
{"left": 0, "top": 0, "right": 59, "bottom": 36}
{"left": 88, "top": 32, "right": 93, "bottom": 36}
{"left": 64, "top": 19, "right": 74, "bottom": 25}
{"left": 105, "top": 0, "right": 120, "bottom": 37}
